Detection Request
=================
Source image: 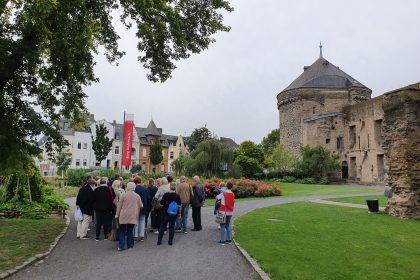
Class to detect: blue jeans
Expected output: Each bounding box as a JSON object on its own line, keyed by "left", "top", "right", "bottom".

{"left": 118, "top": 224, "right": 134, "bottom": 249}
{"left": 175, "top": 204, "right": 189, "bottom": 232}
{"left": 134, "top": 214, "right": 146, "bottom": 238}
{"left": 220, "top": 215, "right": 232, "bottom": 242}
{"left": 158, "top": 214, "right": 177, "bottom": 244}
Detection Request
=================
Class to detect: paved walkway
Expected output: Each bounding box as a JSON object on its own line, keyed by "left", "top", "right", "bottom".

{"left": 9, "top": 192, "right": 383, "bottom": 280}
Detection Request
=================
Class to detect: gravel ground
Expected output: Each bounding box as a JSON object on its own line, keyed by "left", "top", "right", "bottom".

{"left": 9, "top": 192, "right": 382, "bottom": 280}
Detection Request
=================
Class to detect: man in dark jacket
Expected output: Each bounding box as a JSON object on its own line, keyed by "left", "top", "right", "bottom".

{"left": 191, "top": 175, "right": 205, "bottom": 231}
{"left": 93, "top": 177, "right": 115, "bottom": 241}
{"left": 147, "top": 178, "right": 158, "bottom": 231}
{"left": 76, "top": 178, "right": 96, "bottom": 239}
{"left": 134, "top": 177, "right": 149, "bottom": 241}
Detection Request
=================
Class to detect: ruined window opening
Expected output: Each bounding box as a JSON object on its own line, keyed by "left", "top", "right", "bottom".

{"left": 358, "top": 136, "right": 361, "bottom": 149}
{"left": 349, "top": 126, "right": 356, "bottom": 148}
{"left": 313, "top": 107, "right": 315, "bottom": 114}
{"left": 336, "top": 137, "right": 344, "bottom": 150}
{"left": 374, "top": 119, "right": 382, "bottom": 146}
{"left": 367, "top": 134, "right": 370, "bottom": 149}
{"left": 326, "top": 138, "right": 330, "bottom": 144}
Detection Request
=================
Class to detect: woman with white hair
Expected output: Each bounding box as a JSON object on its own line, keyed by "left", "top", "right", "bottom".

{"left": 115, "top": 182, "right": 143, "bottom": 251}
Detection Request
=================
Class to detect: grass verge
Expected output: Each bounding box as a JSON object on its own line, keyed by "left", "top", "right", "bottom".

{"left": 53, "top": 186, "right": 79, "bottom": 199}
{"left": 0, "top": 216, "right": 66, "bottom": 273}
{"left": 234, "top": 202, "right": 420, "bottom": 280}
{"left": 327, "top": 195, "right": 388, "bottom": 207}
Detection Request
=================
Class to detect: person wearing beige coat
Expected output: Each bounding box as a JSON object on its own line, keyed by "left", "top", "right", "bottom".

{"left": 115, "top": 182, "right": 143, "bottom": 251}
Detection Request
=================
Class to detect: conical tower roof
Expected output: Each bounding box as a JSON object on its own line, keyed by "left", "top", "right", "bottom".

{"left": 145, "top": 120, "right": 161, "bottom": 136}
{"left": 281, "top": 56, "right": 368, "bottom": 93}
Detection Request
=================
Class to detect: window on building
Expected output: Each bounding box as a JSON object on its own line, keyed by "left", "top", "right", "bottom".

{"left": 83, "top": 143, "right": 87, "bottom": 149}
{"left": 76, "top": 159, "right": 80, "bottom": 166}
{"left": 95, "top": 162, "right": 100, "bottom": 166}
{"left": 132, "top": 147, "right": 136, "bottom": 155}
{"left": 313, "top": 106, "right": 316, "bottom": 114}
{"left": 142, "top": 162, "right": 146, "bottom": 171}
{"left": 170, "top": 152, "right": 174, "bottom": 159}
{"left": 114, "top": 161, "right": 118, "bottom": 168}
{"left": 367, "top": 134, "right": 370, "bottom": 149}
{"left": 143, "top": 148, "right": 147, "bottom": 157}
{"left": 63, "top": 121, "right": 69, "bottom": 131}
{"left": 83, "top": 159, "right": 87, "bottom": 166}
{"left": 77, "top": 142, "right": 81, "bottom": 149}
{"left": 358, "top": 136, "right": 361, "bottom": 150}
{"left": 326, "top": 138, "right": 330, "bottom": 144}
{"left": 115, "top": 133, "right": 120, "bottom": 140}
{"left": 179, "top": 143, "right": 181, "bottom": 147}
{"left": 160, "top": 164, "right": 165, "bottom": 172}
{"left": 115, "top": 146, "right": 120, "bottom": 155}
{"left": 162, "top": 150, "right": 165, "bottom": 157}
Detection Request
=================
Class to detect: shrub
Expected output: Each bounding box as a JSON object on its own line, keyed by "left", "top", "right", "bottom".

{"left": 130, "top": 164, "right": 142, "bottom": 173}
{"left": 203, "top": 178, "right": 282, "bottom": 198}
{"left": 295, "top": 177, "right": 317, "bottom": 184}
{"left": 281, "top": 176, "right": 296, "bottom": 183}
{"left": 318, "top": 178, "right": 329, "bottom": 185}
{"left": 67, "top": 168, "right": 93, "bottom": 187}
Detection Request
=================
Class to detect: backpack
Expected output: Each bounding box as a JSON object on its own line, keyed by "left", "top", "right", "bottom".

{"left": 167, "top": 201, "right": 179, "bottom": 216}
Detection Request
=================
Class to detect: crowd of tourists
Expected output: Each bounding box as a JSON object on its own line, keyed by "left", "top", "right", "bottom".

{"left": 75, "top": 173, "right": 235, "bottom": 250}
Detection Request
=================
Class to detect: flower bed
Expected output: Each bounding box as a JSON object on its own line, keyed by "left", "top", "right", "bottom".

{"left": 203, "top": 178, "right": 282, "bottom": 198}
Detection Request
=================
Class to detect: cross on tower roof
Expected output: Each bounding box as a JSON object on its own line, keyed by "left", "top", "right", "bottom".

{"left": 319, "top": 42, "right": 323, "bottom": 58}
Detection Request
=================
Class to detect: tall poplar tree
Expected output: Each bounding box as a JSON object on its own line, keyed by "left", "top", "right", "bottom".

{"left": 92, "top": 123, "right": 113, "bottom": 163}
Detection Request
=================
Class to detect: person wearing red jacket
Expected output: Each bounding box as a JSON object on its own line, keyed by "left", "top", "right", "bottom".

{"left": 216, "top": 182, "right": 235, "bottom": 245}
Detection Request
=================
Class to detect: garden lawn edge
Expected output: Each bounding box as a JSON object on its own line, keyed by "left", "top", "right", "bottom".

{"left": 233, "top": 239, "right": 271, "bottom": 280}
{"left": 0, "top": 214, "right": 70, "bottom": 280}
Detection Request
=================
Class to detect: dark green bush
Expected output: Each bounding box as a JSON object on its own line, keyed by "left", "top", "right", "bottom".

{"left": 281, "top": 176, "right": 297, "bottom": 183}
{"left": 66, "top": 168, "right": 93, "bottom": 187}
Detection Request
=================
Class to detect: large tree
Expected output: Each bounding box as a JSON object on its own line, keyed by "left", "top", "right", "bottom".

{"left": 261, "top": 129, "right": 280, "bottom": 156}
{"left": 0, "top": 1, "right": 233, "bottom": 175}
{"left": 92, "top": 123, "right": 113, "bottom": 163}
{"left": 188, "top": 126, "right": 212, "bottom": 151}
{"left": 233, "top": 140, "right": 264, "bottom": 178}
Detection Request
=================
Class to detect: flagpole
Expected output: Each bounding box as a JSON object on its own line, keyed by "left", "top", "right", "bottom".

{"left": 121, "top": 111, "right": 125, "bottom": 174}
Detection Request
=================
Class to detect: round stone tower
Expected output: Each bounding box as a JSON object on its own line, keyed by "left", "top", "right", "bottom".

{"left": 277, "top": 47, "right": 372, "bottom": 156}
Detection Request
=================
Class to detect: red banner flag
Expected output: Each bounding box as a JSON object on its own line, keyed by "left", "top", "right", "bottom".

{"left": 122, "top": 119, "right": 134, "bottom": 166}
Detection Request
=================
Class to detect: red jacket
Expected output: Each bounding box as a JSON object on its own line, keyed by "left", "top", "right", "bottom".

{"left": 217, "top": 190, "right": 235, "bottom": 214}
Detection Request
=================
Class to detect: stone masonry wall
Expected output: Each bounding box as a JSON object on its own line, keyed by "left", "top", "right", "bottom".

{"left": 382, "top": 85, "right": 420, "bottom": 219}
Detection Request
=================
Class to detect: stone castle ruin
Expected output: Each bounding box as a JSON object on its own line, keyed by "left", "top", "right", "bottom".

{"left": 276, "top": 48, "right": 420, "bottom": 219}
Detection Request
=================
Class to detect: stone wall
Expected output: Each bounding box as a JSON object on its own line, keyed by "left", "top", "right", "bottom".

{"left": 382, "top": 84, "right": 420, "bottom": 219}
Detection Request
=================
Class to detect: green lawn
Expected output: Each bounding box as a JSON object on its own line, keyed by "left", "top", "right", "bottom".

{"left": 234, "top": 202, "right": 420, "bottom": 280}
{"left": 327, "top": 195, "right": 388, "bottom": 207}
{"left": 54, "top": 186, "right": 80, "bottom": 199}
{"left": 279, "top": 182, "right": 379, "bottom": 197}
{"left": 204, "top": 183, "right": 379, "bottom": 206}
{"left": 0, "top": 216, "right": 66, "bottom": 273}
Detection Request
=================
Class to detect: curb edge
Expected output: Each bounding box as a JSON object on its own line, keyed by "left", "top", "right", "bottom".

{"left": 233, "top": 240, "right": 271, "bottom": 280}
{"left": 0, "top": 214, "right": 70, "bottom": 280}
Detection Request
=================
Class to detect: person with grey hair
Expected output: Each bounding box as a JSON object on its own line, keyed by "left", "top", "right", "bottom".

{"left": 152, "top": 177, "right": 170, "bottom": 234}
{"left": 115, "top": 182, "right": 142, "bottom": 251}
{"left": 93, "top": 177, "right": 116, "bottom": 241}
{"left": 157, "top": 182, "right": 181, "bottom": 245}
{"left": 191, "top": 175, "right": 205, "bottom": 231}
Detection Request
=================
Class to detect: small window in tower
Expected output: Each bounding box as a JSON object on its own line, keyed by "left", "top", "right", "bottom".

{"left": 326, "top": 138, "right": 330, "bottom": 144}
{"left": 313, "top": 107, "right": 316, "bottom": 114}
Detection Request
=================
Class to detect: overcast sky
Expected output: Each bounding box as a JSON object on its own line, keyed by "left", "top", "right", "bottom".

{"left": 85, "top": 0, "right": 420, "bottom": 144}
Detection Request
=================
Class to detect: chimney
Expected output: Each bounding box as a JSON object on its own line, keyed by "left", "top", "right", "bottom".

{"left": 303, "top": 66, "right": 309, "bottom": 71}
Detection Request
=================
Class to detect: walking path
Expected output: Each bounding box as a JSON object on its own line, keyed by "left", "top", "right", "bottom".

{"left": 9, "top": 192, "right": 383, "bottom": 280}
